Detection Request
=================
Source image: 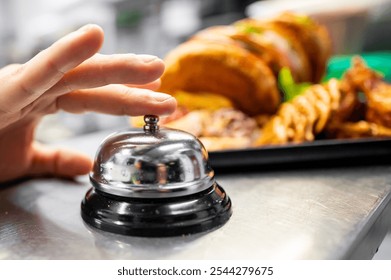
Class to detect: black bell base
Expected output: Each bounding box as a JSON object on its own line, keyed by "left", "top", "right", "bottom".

{"left": 81, "top": 182, "right": 232, "bottom": 237}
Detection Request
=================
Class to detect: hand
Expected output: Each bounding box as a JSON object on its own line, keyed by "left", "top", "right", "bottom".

{"left": 0, "top": 24, "right": 177, "bottom": 183}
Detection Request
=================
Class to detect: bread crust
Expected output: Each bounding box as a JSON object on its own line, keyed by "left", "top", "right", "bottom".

{"left": 160, "top": 40, "right": 280, "bottom": 115}
{"left": 270, "top": 12, "right": 332, "bottom": 82}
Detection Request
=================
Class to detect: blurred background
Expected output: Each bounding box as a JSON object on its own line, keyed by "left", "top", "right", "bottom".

{"left": 0, "top": 0, "right": 390, "bottom": 141}
{"left": 0, "top": 0, "right": 391, "bottom": 260}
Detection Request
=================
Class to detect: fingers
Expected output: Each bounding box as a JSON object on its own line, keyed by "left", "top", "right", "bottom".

{"left": 56, "top": 84, "right": 177, "bottom": 116}
{"left": 0, "top": 24, "right": 104, "bottom": 112}
{"left": 28, "top": 143, "right": 93, "bottom": 178}
{"left": 46, "top": 54, "right": 165, "bottom": 95}
{"left": 24, "top": 24, "right": 104, "bottom": 91}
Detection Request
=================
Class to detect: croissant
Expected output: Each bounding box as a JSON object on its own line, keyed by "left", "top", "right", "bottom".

{"left": 159, "top": 12, "right": 331, "bottom": 117}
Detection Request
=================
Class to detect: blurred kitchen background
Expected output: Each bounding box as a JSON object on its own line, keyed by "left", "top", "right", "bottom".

{"left": 0, "top": 0, "right": 390, "bottom": 141}
{"left": 0, "top": 0, "right": 391, "bottom": 260}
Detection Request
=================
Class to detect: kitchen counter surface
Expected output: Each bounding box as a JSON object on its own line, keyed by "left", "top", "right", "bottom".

{"left": 1, "top": 129, "right": 391, "bottom": 259}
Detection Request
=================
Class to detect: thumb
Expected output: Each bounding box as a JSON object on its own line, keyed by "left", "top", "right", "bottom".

{"left": 29, "top": 143, "right": 92, "bottom": 178}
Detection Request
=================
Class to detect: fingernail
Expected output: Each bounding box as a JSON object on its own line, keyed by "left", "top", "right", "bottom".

{"left": 138, "top": 54, "right": 160, "bottom": 63}
{"left": 151, "top": 92, "right": 173, "bottom": 102}
{"left": 78, "top": 24, "right": 95, "bottom": 32}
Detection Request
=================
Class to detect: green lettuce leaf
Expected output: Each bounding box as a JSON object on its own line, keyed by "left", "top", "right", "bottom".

{"left": 278, "top": 67, "right": 311, "bottom": 102}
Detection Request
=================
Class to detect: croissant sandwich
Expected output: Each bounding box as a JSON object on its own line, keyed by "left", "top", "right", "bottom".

{"left": 159, "top": 12, "right": 332, "bottom": 116}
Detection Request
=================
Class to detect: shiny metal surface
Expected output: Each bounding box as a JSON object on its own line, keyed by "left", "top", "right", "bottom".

{"left": 90, "top": 116, "right": 214, "bottom": 198}
{"left": 1, "top": 129, "right": 391, "bottom": 259}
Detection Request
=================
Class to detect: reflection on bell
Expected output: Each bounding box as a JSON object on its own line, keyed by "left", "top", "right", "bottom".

{"left": 81, "top": 115, "right": 232, "bottom": 237}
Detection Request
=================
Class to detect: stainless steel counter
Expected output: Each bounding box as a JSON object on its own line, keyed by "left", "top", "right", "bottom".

{"left": 1, "top": 129, "right": 391, "bottom": 260}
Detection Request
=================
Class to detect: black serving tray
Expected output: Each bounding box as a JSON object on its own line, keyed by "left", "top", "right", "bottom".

{"left": 208, "top": 138, "right": 391, "bottom": 172}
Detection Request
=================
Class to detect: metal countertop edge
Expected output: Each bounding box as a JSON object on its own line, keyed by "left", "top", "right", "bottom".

{"left": 342, "top": 188, "right": 391, "bottom": 259}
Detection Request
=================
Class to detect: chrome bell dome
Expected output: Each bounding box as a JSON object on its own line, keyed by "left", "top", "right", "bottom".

{"left": 90, "top": 115, "right": 215, "bottom": 198}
